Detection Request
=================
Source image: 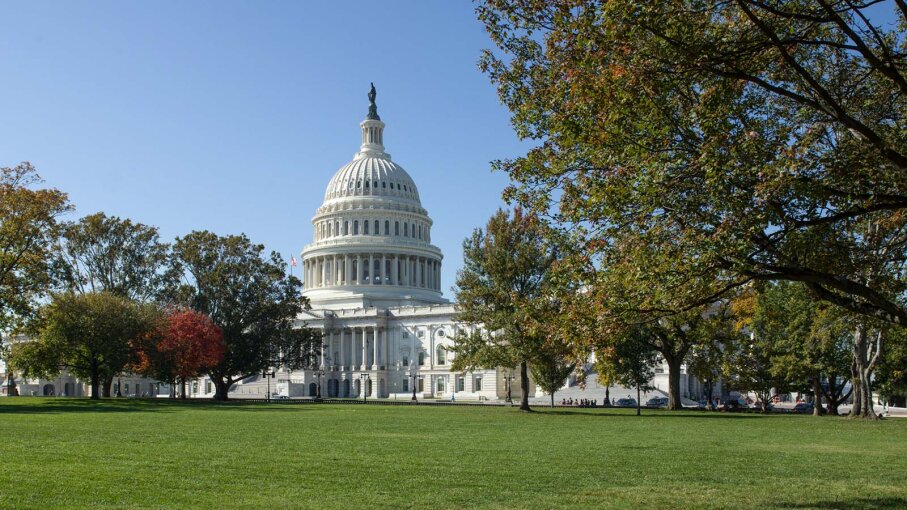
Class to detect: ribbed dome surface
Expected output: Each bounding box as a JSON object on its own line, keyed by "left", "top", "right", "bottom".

{"left": 324, "top": 155, "right": 420, "bottom": 203}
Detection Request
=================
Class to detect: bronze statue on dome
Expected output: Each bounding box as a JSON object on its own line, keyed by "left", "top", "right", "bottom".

{"left": 366, "top": 82, "right": 380, "bottom": 120}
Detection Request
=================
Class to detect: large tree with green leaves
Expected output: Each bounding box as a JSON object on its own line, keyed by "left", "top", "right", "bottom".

{"left": 54, "top": 212, "right": 173, "bottom": 302}
{"left": 530, "top": 340, "right": 574, "bottom": 408}
{"left": 0, "top": 162, "right": 70, "bottom": 332}
{"left": 477, "top": 1, "right": 907, "bottom": 326}
{"left": 451, "top": 208, "right": 557, "bottom": 412}
{"left": 169, "top": 231, "right": 319, "bottom": 400}
{"left": 10, "top": 291, "right": 160, "bottom": 399}
{"left": 600, "top": 326, "right": 659, "bottom": 416}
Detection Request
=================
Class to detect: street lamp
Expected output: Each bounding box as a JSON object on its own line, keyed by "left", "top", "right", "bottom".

{"left": 263, "top": 369, "right": 276, "bottom": 402}
{"left": 359, "top": 373, "right": 371, "bottom": 404}
{"left": 314, "top": 368, "right": 325, "bottom": 402}
{"left": 409, "top": 359, "right": 418, "bottom": 402}
{"left": 504, "top": 370, "right": 514, "bottom": 405}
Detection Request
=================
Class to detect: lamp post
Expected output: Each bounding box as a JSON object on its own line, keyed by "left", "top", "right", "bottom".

{"left": 314, "top": 368, "right": 325, "bottom": 402}
{"left": 409, "top": 359, "right": 418, "bottom": 402}
{"left": 504, "top": 370, "right": 514, "bottom": 404}
{"left": 263, "top": 369, "right": 275, "bottom": 402}
{"left": 359, "top": 373, "right": 371, "bottom": 404}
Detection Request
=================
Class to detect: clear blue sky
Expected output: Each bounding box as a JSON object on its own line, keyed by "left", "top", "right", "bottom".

{"left": 0, "top": 1, "right": 524, "bottom": 298}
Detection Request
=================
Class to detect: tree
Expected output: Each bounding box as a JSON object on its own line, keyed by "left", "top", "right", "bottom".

{"left": 0, "top": 162, "right": 70, "bottom": 332}
{"left": 477, "top": 1, "right": 907, "bottom": 325}
{"left": 54, "top": 212, "right": 173, "bottom": 302}
{"left": 451, "top": 208, "right": 557, "bottom": 412}
{"left": 688, "top": 336, "right": 728, "bottom": 411}
{"left": 133, "top": 308, "right": 225, "bottom": 398}
{"left": 9, "top": 292, "right": 158, "bottom": 399}
{"left": 168, "top": 231, "right": 319, "bottom": 400}
{"left": 530, "top": 341, "right": 574, "bottom": 407}
{"left": 740, "top": 282, "right": 854, "bottom": 415}
{"left": 602, "top": 327, "right": 658, "bottom": 416}
{"left": 876, "top": 325, "right": 907, "bottom": 408}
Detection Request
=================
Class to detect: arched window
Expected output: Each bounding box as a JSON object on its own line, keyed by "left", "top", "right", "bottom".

{"left": 365, "top": 181, "right": 370, "bottom": 189}
{"left": 395, "top": 221, "right": 400, "bottom": 235}
{"left": 418, "top": 225, "right": 422, "bottom": 240}
{"left": 374, "top": 180, "right": 378, "bottom": 188}
{"left": 404, "top": 223, "right": 409, "bottom": 237}
{"left": 336, "top": 221, "right": 340, "bottom": 236}
{"left": 357, "top": 180, "right": 361, "bottom": 189}
{"left": 353, "top": 221, "right": 359, "bottom": 235}
{"left": 343, "top": 221, "right": 349, "bottom": 235}
{"left": 384, "top": 220, "right": 390, "bottom": 235}
{"left": 374, "top": 220, "right": 379, "bottom": 234}
{"left": 382, "top": 181, "right": 386, "bottom": 188}
{"left": 397, "top": 183, "right": 401, "bottom": 190}
{"left": 404, "top": 185, "right": 408, "bottom": 192}
{"left": 418, "top": 351, "right": 425, "bottom": 366}
{"left": 436, "top": 346, "right": 446, "bottom": 365}
{"left": 364, "top": 221, "right": 369, "bottom": 234}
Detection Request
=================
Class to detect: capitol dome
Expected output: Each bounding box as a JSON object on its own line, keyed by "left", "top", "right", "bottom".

{"left": 301, "top": 84, "right": 446, "bottom": 308}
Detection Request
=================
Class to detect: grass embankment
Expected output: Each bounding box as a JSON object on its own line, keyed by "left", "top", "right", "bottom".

{"left": 1, "top": 398, "right": 905, "bottom": 509}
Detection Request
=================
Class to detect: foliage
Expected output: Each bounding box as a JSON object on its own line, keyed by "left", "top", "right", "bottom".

{"left": 529, "top": 340, "right": 574, "bottom": 407}
{"left": 168, "top": 231, "right": 319, "bottom": 400}
{"left": 54, "top": 212, "right": 173, "bottom": 302}
{"left": 9, "top": 292, "right": 159, "bottom": 399}
{"left": 0, "top": 162, "right": 70, "bottom": 331}
{"left": 600, "top": 326, "right": 658, "bottom": 415}
{"left": 876, "top": 325, "right": 907, "bottom": 406}
{"left": 133, "top": 308, "right": 225, "bottom": 389}
{"left": 452, "top": 208, "right": 557, "bottom": 411}
{"left": 476, "top": 1, "right": 907, "bottom": 327}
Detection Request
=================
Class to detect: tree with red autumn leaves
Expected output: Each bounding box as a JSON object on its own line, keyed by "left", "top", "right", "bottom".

{"left": 133, "top": 308, "right": 225, "bottom": 398}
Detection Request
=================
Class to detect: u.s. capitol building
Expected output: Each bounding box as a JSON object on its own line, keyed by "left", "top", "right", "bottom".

{"left": 282, "top": 86, "right": 516, "bottom": 401}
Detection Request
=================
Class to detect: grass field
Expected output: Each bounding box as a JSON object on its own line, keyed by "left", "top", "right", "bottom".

{"left": 1, "top": 399, "right": 906, "bottom": 509}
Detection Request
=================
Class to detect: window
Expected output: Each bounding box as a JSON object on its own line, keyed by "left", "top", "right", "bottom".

{"left": 402, "top": 355, "right": 409, "bottom": 367}
{"left": 418, "top": 377, "right": 424, "bottom": 392}
{"left": 438, "top": 329, "right": 445, "bottom": 337}
{"left": 404, "top": 223, "right": 409, "bottom": 237}
{"left": 474, "top": 376, "right": 483, "bottom": 391}
{"left": 395, "top": 221, "right": 400, "bottom": 235}
{"left": 373, "top": 180, "right": 378, "bottom": 188}
{"left": 205, "top": 381, "right": 212, "bottom": 394}
{"left": 404, "top": 185, "right": 408, "bottom": 191}
{"left": 365, "top": 180, "right": 370, "bottom": 189}
{"left": 436, "top": 346, "right": 446, "bottom": 365}
{"left": 436, "top": 377, "right": 445, "bottom": 393}
{"left": 418, "top": 351, "right": 425, "bottom": 366}
{"left": 417, "top": 329, "right": 424, "bottom": 338}
{"left": 419, "top": 225, "right": 422, "bottom": 239}
{"left": 374, "top": 220, "right": 379, "bottom": 234}
{"left": 402, "top": 330, "right": 409, "bottom": 338}
{"left": 457, "top": 376, "right": 465, "bottom": 392}
{"left": 382, "top": 181, "right": 386, "bottom": 188}
{"left": 344, "top": 221, "right": 349, "bottom": 235}
{"left": 402, "top": 378, "right": 409, "bottom": 392}
{"left": 364, "top": 221, "right": 369, "bottom": 234}
{"left": 353, "top": 221, "right": 359, "bottom": 235}
{"left": 192, "top": 381, "right": 199, "bottom": 394}
{"left": 357, "top": 180, "right": 361, "bottom": 188}
{"left": 396, "top": 183, "right": 401, "bottom": 190}
{"left": 124, "top": 383, "right": 129, "bottom": 395}
{"left": 384, "top": 220, "right": 390, "bottom": 235}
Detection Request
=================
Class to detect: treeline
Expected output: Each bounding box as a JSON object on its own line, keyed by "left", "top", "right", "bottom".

{"left": 1, "top": 163, "right": 319, "bottom": 400}
{"left": 450, "top": 1, "right": 907, "bottom": 418}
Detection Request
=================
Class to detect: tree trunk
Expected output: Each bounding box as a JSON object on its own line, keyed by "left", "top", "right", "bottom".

{"left": 212, "top": 377, "right": 230, "bottom": 401}
{"left": 812, "top": 376, "right": 825, "bottom": 416}
{"left": 605, "top": 385, "right": 610, "bottom": 405}
{"left": 851, "top": 326, "right": 880, "bottom": 420}
{"left": 665, "top": 355, "right": 683, "bottom": 410}
{"left": 636, "top": 385, "right": 641, "bottom": 416}
{"left": 518, "top": 360, "right": 531, "bottom": 412}
{"left": 180, "top": 378, "right": 187, "bottom": 400}
{"left": 90, "top": 374, "right": 100, "bottom": 400}
{"left": 102, "top": 377, "right": 113, "bottom": 398}
{"left": 550, "top": 391, "right": 555, "bottom": 408}
{"left": 851, "top": 357, "right": 863, "bottom": 417}
{"left": 705, "top": 380, "right": 715, "bottom": 411}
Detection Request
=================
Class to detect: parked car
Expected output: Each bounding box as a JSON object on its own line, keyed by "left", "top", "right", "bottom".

{"left": 793, "top": 402, "right": 814, "bottom": 413}
{"left": 721, "top": 400, "right": 747, "bottom": 412}
{"left": 750, "top": 401, "right": 774, "bottom": 411}
{"left": 646, "top": 396, "right": 669, "bottom": 408}
{"left": 616, "top": 398, "right": 637, "bottom": 408}
{"left": 272, "top": 394, "right": 290, "bottom": 400}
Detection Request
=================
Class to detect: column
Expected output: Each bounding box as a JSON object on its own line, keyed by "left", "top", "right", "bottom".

{"left": 373, "top": 328, "right": 378, "bottom": 369}
{"left": 361, "top": 328, "right": 368, "bottom": 370}
{"left": 391, "top": 255, "right": 399, "bottom": 286}
{"left": 381, "top": 254, "right": 386, "bottom": 285}
{"left": 321, "top": 257, "right": 327, "bottom": 287}
{"left": 356, "top": 254, "right": 362, "bottom": 285}
{"left": 320, "top": 331, "right": 326, "bottom": 368}
{"left": 368, "top": 253, "right": 375, "bottom": 284}
{"left": 340, "top": 329, "right": 346, "bottom": 370}
{"left": 383, "top": 327, "right": 389, "bottom": 368}
{"left": 416, "top": 257, "right": 422, "bottom": 288}
{"left": 345, "top": 255, "right": 352, "bottom": 285}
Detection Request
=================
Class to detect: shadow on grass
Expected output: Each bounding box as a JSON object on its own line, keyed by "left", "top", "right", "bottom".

{"left": 0, "top": 398, "right": 323, "bottom": 414}
{"left": 535, "top": 409, "right": 779, "bottom": 419}
{"left": 782, "top": 496, "right": 907, "bottom": 509}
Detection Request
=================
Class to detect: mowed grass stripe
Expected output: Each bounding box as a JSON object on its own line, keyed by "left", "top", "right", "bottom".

{"left": 0, "top": 399, "right": 904, "bottom": 509}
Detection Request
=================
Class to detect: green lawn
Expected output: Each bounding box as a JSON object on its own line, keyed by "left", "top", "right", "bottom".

{"left": 1, "top": 399, "right": 905, "bottom": 509}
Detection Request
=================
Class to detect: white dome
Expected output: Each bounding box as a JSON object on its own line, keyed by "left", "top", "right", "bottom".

{"left": 324, "top": 154, "right": 420, "bottom": 204}
{"left": 300, "top": 85, "right": 446, "bottom": 309}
